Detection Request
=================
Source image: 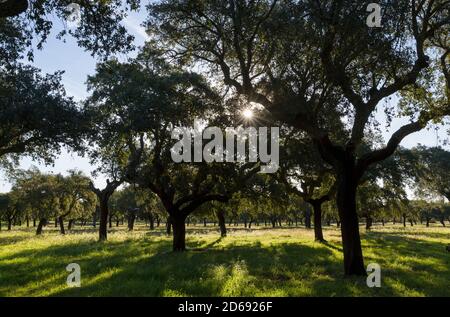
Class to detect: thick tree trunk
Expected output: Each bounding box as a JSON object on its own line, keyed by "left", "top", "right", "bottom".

{"left": 426, "top": 217, "right": 430, "bottom": 227}
{"left": 33, "top": 218, "right": 36, "bottom": 227}
{"left": 7, "top": 219, "right": 12, "bottom": 231}
{"left": 99, "top": 199, "right": 109, "bottom": 241}
{"left": 216, "top": 210, "right": 227, "bottom": 237}
{"left": 36, "top": 218, "right": 47, "bottom": 235}
{"left": 68, "top": 219, "right": 74, "bottom": 230}
{"left": 311, "top": 201, "right": 325, "bottom": 242}
{"left": 26, "top": 217, "right": 29, "bottom": 228}
{"left": 58, "top": 216, "right": 65, "bottom": 235}
{"left": 116, "top": 219, "right": 120, "bottom": 227}
{"left": 336, "top": 168, "right": 366, "bottom": 276}
{"left": 403, "top": 214, "right": 407, "bottom": 227}
{"left": 172, "top": 215, "right": 186, "bottom": 251}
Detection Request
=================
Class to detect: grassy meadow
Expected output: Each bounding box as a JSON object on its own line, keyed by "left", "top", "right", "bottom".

{"left": 0, "top": 223, "right": 449, "bottom": 297}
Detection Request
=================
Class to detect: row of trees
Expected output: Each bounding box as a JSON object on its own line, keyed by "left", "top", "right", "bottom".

{"left": 1, "top": 0, "right": 449, "bottom": 276}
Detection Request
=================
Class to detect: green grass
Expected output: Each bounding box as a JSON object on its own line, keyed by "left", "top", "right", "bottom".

{"left": 0, "top": 223, "right": 449, "bottom": 297}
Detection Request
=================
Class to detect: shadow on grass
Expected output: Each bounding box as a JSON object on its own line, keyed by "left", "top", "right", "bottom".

{"left": 1, "top": 228, "right": 449, "bottom": 297}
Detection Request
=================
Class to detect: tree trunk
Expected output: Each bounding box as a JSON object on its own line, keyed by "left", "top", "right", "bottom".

{"left": 55, "top": 218, "right": 58, "bottom": 227}
{"left": 403, "top": 214, "right": 407, "bottom": 227}
{"left": 58, "top": 216, "right": 65, "bottom": 235}
{"left": 7, "top": 219, "right": 12, "bottom": 231}
{"left": 36, "top": 218, "right": 47, "bottom": 235}
{"left": 116, "top": 219, "right": 120, "bottom": 227}
{"left": 33, "top": 218, "right": 36, "bottom": 227}
{"left": 172, "top": 215, "right": 186, "bottom": 251}
{"left": 304, "top": 210, "right": 311, "bottom": 229}
{"left": 68, "top": 219, "right": 74, "bottom": 230}
{"left": 365, "top": 215, "right": 372, "bottom": 230}
{"left": 166, "top": 216, "right": 172, "bottom": 235}
{"left": 109, "top": 214, "right": 113, "bottom": 228}
{"left": 336, "top": 167, "right": 366, "bottom": 276}
{"left": 426, "top": 217, "right": 430, "bottom": 227}
{"left": 311, "top": 201, "right": 325, "bottom": 242}
{"left": 26, "top": 217, "right": 29, "bottom": 228}
{"left": 128, "top": 213, "right": 136, "bottom": 231}
{"left": 99, "top": 199, "right": 109, "bottom": 241}
{"left": 149, "top": 213, "right": 155, "bottom": 230}
{"left": 216, "top": 210, "right": 227, "bottom": 237}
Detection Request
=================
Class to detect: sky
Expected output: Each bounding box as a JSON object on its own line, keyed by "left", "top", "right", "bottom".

{"left": 0, "top": 5, "right": 448, "bottom": 192}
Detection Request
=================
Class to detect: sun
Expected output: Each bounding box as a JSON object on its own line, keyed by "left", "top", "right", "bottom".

{"left": 242, "top": 109, "right": 254, "bottom": 120}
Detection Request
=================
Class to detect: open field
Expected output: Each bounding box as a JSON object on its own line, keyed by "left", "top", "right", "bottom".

{"left": 0, "top": 224, "right": 449, "bottom": 297}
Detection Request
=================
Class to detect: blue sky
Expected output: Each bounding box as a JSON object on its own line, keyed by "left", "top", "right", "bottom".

{"left": 0, "top": 6, "right": 448, "bottom": 192}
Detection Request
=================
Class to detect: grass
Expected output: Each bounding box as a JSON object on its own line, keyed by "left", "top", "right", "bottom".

{"left": 0, "top": 223, "right": 449, "bottom": 297}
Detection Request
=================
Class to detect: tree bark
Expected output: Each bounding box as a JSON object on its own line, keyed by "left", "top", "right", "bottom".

{"left": 311, "top": 200, "right": 325, "bottom": 242}
{"left": 216, "top": 210, "right": 227, "bottom": 237}
{"left": 99, "top": 198, "right": 109, "bottom": 241}
{"left": 172, "top": 215, "right": 186, "bottom": 251}
{"left": 68, "top": 219, "right": 74, "bottom": 230}
{"left": 7, "top": 219, "right": 12, "bottom": 231}
{"left": 336, "top": 167, "right": 366, "bottom": 276}
{"left": 166, "top": 216, "right": 172, "bottom": 235}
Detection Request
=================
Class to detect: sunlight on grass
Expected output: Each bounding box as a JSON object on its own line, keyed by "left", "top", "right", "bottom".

{"left": 0, "top": 224, "right": 448, "bottom": 296}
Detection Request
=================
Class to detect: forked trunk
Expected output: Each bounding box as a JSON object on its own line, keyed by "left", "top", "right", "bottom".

{"left": 36, "top": 218, "right": 47, "bottom": 235}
